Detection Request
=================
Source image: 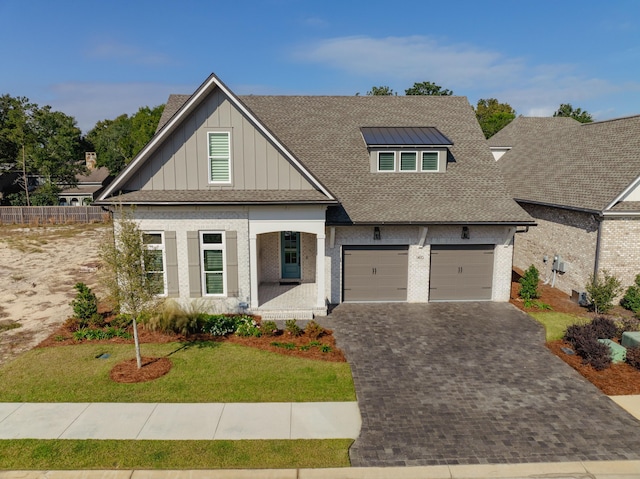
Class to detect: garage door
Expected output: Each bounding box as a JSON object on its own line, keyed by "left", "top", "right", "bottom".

{"left": 429, "top": 245, "right": 494, "bottom": 301}
{"left": 343, "top": 246, "right": 408, "bottom": 301}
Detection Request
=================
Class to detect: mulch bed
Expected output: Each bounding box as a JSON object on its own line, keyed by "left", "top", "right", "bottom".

{"left": 37, "top": 316, "right": 345, "bottom": 384}
{"left": 510, "top": 268, "right": 640, "bottom": 395}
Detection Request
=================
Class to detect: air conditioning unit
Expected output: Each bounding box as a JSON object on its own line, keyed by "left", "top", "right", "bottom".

{"left": 571, "top": 290, "right": 588, "bottom": 306}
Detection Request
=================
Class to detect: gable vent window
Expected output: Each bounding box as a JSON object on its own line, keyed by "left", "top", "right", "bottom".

{"left": 422, "top": 151, "right": 439, "bottom": 171}
{"left": 208, "top": 132, "right": 231, "bottom": 183}
{"left": 400, "top": 152, "right": 417, "bottom": 171}
{"left": 378, "top": 152, "right": 395, "bottom": 172}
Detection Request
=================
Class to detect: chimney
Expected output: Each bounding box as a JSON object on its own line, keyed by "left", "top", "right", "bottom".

{"left": 85, "top": 152, "right": 97, "bottom": 170}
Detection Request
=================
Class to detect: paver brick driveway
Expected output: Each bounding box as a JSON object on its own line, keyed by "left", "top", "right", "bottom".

{"left": 322, "top": 302, "right": 640, "bottom": 466}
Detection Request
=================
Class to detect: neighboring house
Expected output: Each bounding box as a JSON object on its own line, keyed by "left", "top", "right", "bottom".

{"left": 495, "top": 115, "right": 640, "bottom": 299}
{"left": 59, "top": 153, "right": 112, "bottom": 206}
{"left": 96, "top": 73, "right": 532, "bottom": 318}
{"left": 488, "top": 116, "right": 580, "bottom": 160}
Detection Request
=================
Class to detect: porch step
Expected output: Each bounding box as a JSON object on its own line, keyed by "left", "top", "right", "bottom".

{"left": 254, "top": 309, "right": 321, "bottom": 320}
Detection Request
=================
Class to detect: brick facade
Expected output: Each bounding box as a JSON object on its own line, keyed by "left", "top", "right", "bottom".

{"left": 600, "top": 216, "right": 640, "bottom": 289}
{"left": 512, "top": 203, "right": 598, "bottom": 296}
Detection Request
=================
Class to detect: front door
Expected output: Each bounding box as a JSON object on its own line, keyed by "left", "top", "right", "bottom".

{"left": 281, "top": 231, "right": 301, "bottom": 279}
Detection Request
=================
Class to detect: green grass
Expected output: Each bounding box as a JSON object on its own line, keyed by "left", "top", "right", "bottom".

{"left": 0, "top": 342, "right": 355, "bottom": 402}
{"left": 0, "top": 439, "right": 352, "bottom": 469}
{"left": 529, "top": 311, "right": 589, "bottom": 341}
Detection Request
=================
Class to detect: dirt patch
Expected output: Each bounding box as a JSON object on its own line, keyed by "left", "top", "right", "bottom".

{"left": 0, "top": 223, "right": 108, "bottom": 367}
{"left": 509, "top": 268, "right": 588, "bottom": 315}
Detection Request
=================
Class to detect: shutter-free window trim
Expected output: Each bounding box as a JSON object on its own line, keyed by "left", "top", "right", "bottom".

{"left": 421, "top": 151, "right": 439, "bottom": 171}
{"left": 378, "top": 151, "right": 395, "bottom": 172}
{"left": 208, "top": 131, "right": 231, "bottom": 184}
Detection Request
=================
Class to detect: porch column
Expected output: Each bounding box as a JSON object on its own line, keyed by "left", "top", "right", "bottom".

{"left": 249, "top": 233, "right": 259, "bottom": 309}
{"left": 316, "top": 233, "right": 326, "bottom": 308}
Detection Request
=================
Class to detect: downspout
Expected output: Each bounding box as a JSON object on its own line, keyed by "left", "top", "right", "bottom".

{"left": 593, "top": 214, "right": 604, "bottom": 277}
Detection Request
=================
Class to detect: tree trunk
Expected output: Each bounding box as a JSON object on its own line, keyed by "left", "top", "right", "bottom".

{"left": 132, "top": 317, "right": 142, "bottom": 369}
{"left": 22, "top": 145, "right": 30, "bottom": 207}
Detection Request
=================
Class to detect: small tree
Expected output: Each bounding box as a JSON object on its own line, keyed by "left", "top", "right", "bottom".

{"left": 99, "top": 206, "right": 160, "bottom": 368}
{"left": 519, "top": 265, "right": 540, "bottom": 301}
{"left": 586, "top": 270, "right": 622, "bottom": 314}
{"left": 71, "top": 282, "right": 98, "bottom": 321}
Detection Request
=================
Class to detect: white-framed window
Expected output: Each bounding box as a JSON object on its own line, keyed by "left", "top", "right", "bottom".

{"left": 421, "top": 151, "right": 439, "bottom": 171}
{"left": 400, "top": 151, "right": 418, "bottom": 171}
{"left": 208, "top": 131, "right": 231, "bottom": 184}
{"left": 377, "top": 151, "right": 395, "bottom": 171}
{"left": 200, "top": 231, "right": 226, "bottom": 296}
{"left": 142, "top": 232, "right": 167, "bottom": 296}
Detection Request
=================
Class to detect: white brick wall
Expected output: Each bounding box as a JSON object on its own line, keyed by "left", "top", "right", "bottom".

{"left": 326, "top": 224, "right": 513, "bottom": 304}
{"left": 130, "top": 206, "right": 251, "bottom": 311}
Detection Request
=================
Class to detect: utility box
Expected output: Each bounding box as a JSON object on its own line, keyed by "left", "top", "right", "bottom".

{"left": 552, "top": 256, "right": 566, "bottom": 273}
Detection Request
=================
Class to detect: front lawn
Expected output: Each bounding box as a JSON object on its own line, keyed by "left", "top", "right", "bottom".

{"left": 0, "top": 341, "right": 355, "bottom": 402}
{"left": 0, "top": 439, "right": 352, "bottom": 469}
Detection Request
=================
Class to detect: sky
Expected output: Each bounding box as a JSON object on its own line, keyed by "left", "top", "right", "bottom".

{"left": 1, "top": 0, "right": 639, "bottom": 133}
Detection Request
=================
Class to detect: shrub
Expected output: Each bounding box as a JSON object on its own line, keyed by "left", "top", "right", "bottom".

{"left": 304, "top": 320, "right": 324, "bottom": 340}
{"left": 589, "top": 316, "right": 618, "bottom": 339}
{"left": 146, "top": 300, "right": 205, "bottom": 335}
{"left": 586, "top": 270, "right": 622, "bottom": 314}
{"left": 621, "top": 274, "right": 640, "bottom": 316}
{"left": 617, "top": 317, "right": 640, "bottom": 337}
{"left": 261, "top": 321, "right": 279, "bottom": 337}
{"left": 320, "top": 344, "right": 332, "bottom": 353}
{"left": 235, "top": 316, "right": 261, "bottom": 337}
{"left": 201, "top": 314, "right": 238, "bottom": 336}
{"left": 71, "top": 282, "right": 98, "bottom": 322}
{"left": 109, "top": 314, "right": 133, "bottom": 329}
{"left": 285, "top": 319, "right": 303, "bottom": 337}
{"left": 563, "top": 322, "right": 611, "bottom": 370}
{"left": 626, "top": 347, "right": 640, "bottom": 370}
{"left": 519, "top": 265, "right": 540, "bottom": 301}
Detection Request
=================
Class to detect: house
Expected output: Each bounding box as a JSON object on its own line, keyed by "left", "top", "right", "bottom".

{"left": 96, "top": 73, "right": 533, "bottom": 318}
{"left": 488, "top": 116, "right": 580, "bottom": 160}
{"left": 59, "top": 153, "right": 112, "bottom": 206}
{"left": 495, "top": 115, "right": 640, "bottom": 299}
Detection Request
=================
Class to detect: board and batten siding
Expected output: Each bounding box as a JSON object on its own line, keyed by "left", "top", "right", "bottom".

{"left": 125, "top": 88, "right": 315, "bottom": 192}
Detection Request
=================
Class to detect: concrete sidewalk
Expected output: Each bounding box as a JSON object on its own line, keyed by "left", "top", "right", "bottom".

{"left": 0, "top": 402, "right": 361, "bottom": 440}
{"left": 2, "top": 461, "right": 640, "bottom": 478}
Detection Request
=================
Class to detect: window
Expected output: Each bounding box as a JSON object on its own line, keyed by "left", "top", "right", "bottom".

{"left": 142, "top": 232, "right": 166, "bottom": 295}
{"left": 200, "top": 232, "right": 225, "bottom": 295}
{"left": 400, "top": 152, "right": 417, "bottom": 171}
{"left": 378, "top": 152, "right": 395, "bottom": 171}
{"left": 208, "top": 132, "right": 231, "bottom": 183}
{"left": 421, "top": 151, "right": 439, "bottom": 171}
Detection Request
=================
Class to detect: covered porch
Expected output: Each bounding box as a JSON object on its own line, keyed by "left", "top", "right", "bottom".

{"left": 248, "top": 206, "right": 327, "bottom": 320}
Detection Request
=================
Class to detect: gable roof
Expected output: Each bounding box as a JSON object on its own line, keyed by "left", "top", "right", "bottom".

{"left": 498, "top": 115, "right": 640, "bottom": 213}
{"left": 100, "top": 73, "right": 532, "bottom": 225}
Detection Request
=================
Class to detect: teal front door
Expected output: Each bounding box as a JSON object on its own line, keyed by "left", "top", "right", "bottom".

{"left": 281, "top": 231, "right": 301, "bottom": 279}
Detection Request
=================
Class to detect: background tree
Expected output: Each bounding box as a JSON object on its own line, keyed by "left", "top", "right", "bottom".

{"left": 86, "top": 104, "right": 164, "bottom": 175}
{"left": 405, "top": 81, "right": 453, "bottom": 96}
{"left": 0, "top": 95, "right": 83, "bottom": 205}
{"left": 99, "top": 207, "right": 161, "bottom": 368}
{"left": 366, "top": 85, "right": 395, "bottom": 96}
{"left": 553, "top": 103, "right": 594, "bottom": 123}
{"left": 474, "top": 98, "right": 517, "bottom": 138}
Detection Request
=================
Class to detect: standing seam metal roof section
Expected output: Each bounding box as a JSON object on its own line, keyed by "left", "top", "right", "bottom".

{"left": 360, "top": 127, "right": 453, "bottom": 147}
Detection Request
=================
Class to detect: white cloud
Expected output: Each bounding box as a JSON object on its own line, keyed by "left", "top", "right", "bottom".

{"left": 295, "top": 35, "right": 525, "bottom": 89}
{"left": 46, "top": 82, "right": 194, "bottom": 133}
{"left": 294, "top": 34, "right": 640, "bottom": 119}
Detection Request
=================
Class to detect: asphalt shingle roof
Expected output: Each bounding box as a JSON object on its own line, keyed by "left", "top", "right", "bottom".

{"left": 103, "top": 189, "right": 336, "bottom": 205}
{"left": 237, "top": 95, "right": 530, "bottom": 224}
{"left": 487, "top": 116, "right": 580, "bottom": 147}
{"left": 498, "top": 115, "right": 640, "bottom": 212}
{"left": 132, "top": 84, "right": 532, "bottom": 224}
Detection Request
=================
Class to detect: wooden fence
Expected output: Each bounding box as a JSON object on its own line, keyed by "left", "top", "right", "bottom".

{"left": 0, "top": 206, "right": 111, "bottom": 225}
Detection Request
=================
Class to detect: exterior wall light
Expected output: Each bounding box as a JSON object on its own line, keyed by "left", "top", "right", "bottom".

{"left": 461, "top": 226, "right": 470, "bottom": 239}
{"left": 374, "top": 226, "right": 381, "bottom": 240}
